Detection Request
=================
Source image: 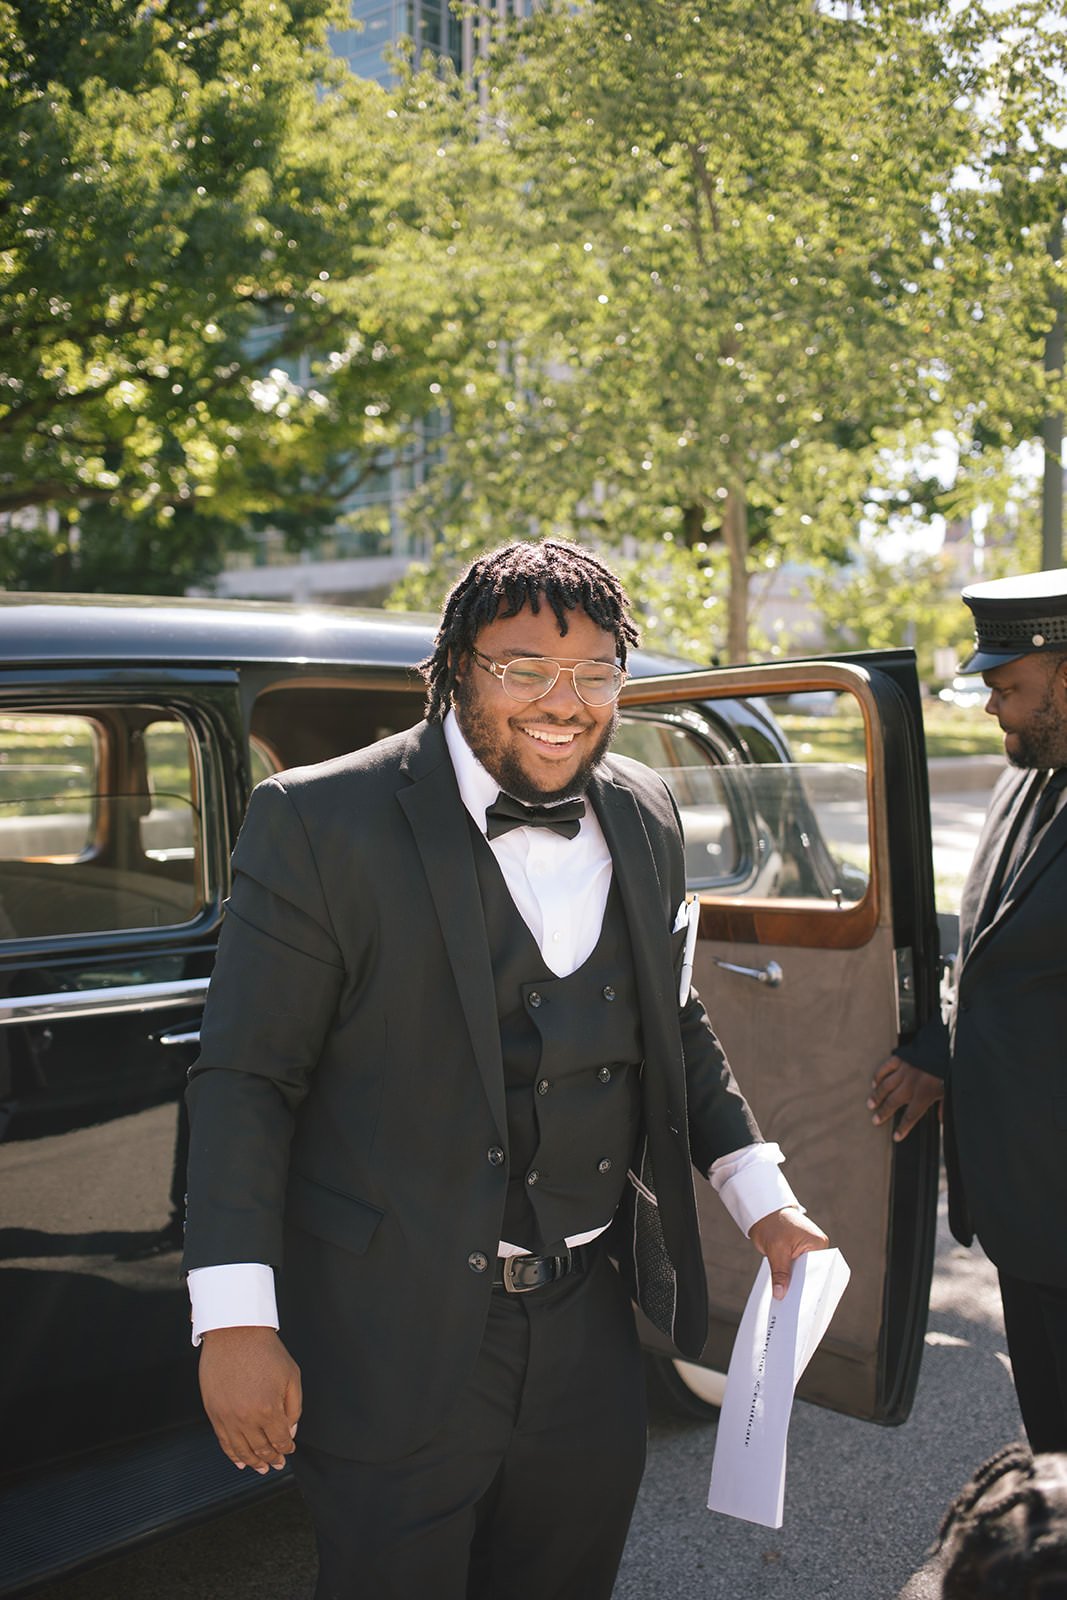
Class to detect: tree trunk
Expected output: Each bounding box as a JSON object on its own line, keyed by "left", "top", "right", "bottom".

{"left": 1043, "top": 215, "right": 1065, "bottom": 570}
{"left": 721, "top": 484, "right": 750, "bottom": 663}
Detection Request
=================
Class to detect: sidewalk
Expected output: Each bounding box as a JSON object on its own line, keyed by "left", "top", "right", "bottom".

{"left": 926, "top": 754, "right": 1004, "bottom": 796}
{"left": 926, "top": 761, "right": 1001, "bottom": 912}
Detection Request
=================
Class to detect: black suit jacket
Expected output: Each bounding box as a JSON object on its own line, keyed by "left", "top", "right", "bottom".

{"left": 183, "top": 720, "right": 760, "bottom": 1459}
{"left": 900, "top": 765, "right": 1067, "bottom": 1286}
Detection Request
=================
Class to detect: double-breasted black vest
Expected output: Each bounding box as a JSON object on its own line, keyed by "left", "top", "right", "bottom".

{"left": 470, "top": 826, "right": 643, "bottom": 1252}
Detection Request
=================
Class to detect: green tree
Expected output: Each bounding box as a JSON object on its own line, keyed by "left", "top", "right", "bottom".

{"left": 392, "top": 0, "right": 982, "bottom": 660}
{"left": 940, "top": 3, "right": 1067, "bottom": 569}
{"left": 808, "top": 549, "right": 961, "bottom": 684}
{"left": 0, "top": 0, "right": 469, "bottom": 589}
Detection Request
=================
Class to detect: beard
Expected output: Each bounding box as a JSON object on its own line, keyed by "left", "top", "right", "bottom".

{"left": 453, "top": 674, "right": 619, "bottom": 804}
{"left": 1007, "top": 677, "right": 1067, "bottom": 769}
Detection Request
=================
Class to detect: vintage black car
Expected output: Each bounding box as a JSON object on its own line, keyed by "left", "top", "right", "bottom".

{"left": 0, "top": 594, "right": 941, "bottom": 1594}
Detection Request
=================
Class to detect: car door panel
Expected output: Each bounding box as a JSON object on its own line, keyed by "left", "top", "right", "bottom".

{"left": 0, "top": 679, "right": 240, "bottom": 1476}
{"left": 621, "top": 656, "right": 939, "bottom": 1424}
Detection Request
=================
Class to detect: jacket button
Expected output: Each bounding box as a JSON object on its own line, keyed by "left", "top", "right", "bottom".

{"left": 598, "top": 1158, "right": 612, "bottom": 1174}
{"left": 526, "top": 1170, "right": 540, "bottom": 1186}
{"left": 597, "top": 1066, "right": 612, "bottom": 1083}
{"left": 602, "top": 985, "right": 615, "bottom": 1002}
{"left": 488, "top": 1146, "right": 505, "bottom": 1166}
{"left": 537, "top": 1078, "right": 550, "bottom": 1095}
{"left": 468, "top": 1252, "right": 488, "bottom": 1273}
{"left": 529, "top": 991, "right": 543, "bottom": 1008}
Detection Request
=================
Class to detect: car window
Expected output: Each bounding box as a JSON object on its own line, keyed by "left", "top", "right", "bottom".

{"left": 0, "top": 709, "right": 206, "bottom": 941}
{"left": 616, "top": 689, "right": 869, "bottom": 904}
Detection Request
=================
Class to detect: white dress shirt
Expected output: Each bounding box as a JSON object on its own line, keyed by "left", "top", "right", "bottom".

{"left": 188, "top": 713, "right": 798, "bottom": 1341}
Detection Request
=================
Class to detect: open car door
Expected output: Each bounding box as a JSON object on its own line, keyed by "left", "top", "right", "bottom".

{"left": 617, "top": 650, "right": 940, "bottom": 1425}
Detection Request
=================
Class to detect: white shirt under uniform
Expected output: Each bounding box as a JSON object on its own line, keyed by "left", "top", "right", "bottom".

{"left": 188, "top": 713, "right": 798, "bottom": 1342}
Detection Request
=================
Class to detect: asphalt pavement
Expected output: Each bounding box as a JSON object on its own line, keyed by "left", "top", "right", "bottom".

{"left": 34, "top": 1193, "right": 1019, "bottom": 1600}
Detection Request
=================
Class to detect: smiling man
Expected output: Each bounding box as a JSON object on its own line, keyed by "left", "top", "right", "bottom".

{"left": 182, "top": 539, "right": 826, "bottom": 1600}
{"left": 869, "top": 567, "right": 1067, "bottom": 1455}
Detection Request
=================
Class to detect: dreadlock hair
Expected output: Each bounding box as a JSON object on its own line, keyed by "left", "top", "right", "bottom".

{"left": 420, "top": 539, "right": 641, "bottom": 722}
{"left": 936, "top": 1444, "right": 1067, "bottom": 1599}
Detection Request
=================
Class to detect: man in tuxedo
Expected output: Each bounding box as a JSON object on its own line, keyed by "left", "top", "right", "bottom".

{"left": 183, "top": 540, "right": 827, "bottom": 1600}
{"left": 869, "top": 568, "right": 1067, "bottom": 1454}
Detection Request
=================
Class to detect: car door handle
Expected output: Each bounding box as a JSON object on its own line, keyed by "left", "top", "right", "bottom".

{"left": 712, "top": 958, "right": 784, "bottom": 988}
{"left": 157, "top": 1028, "right": 202, "bottom": 1047}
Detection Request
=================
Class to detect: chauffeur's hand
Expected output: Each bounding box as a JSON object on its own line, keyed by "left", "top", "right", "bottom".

{"left": 868, "top": 1053, "right": 944, "bottom": 1142}
{"left": 198, "top": 1326, "right": 302, "bottom": 1475}
{"left": 748, "top": 1206, "right": 830, "bottom": 1301}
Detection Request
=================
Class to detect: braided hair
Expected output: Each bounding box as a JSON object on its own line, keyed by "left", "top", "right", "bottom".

{"left": 421, "top": 539, "right": 640, "bottom": 722}
{"left": 937, "top": 1444, "right": 1067, "bottom": 1598}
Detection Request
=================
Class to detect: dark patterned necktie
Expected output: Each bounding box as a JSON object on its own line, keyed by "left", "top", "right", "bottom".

{"left": 1001, "top": 767, "right": 1067, "bottom": 901}
{"left": 1030, "top": 767, "right": 1067, "bottom": 837}
{"left": 484, "top": 792, "right": 586, "bottom": 841}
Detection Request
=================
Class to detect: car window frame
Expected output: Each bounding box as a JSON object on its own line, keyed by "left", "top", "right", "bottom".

{"left": 0, "top": 674, "right": 238, "bottom": 964}
{"left": 621, "top": 660, "right": 887, "bottom": 948}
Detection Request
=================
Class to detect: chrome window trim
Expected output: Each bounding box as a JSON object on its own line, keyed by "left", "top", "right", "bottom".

{"left": 0, "top": 977, "right": 210, "bottom": 1028}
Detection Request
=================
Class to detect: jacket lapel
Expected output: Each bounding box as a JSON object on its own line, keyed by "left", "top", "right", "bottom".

{"left": 964, "top": 768, "right": 1065, "bottom": 971}
{"left": 963, "top": 768, "right": 1036, "bottom": 960}
{"left": 978, "top": 784, "right": 1067, "bottom": 946}
{"left": 396, "top": 723, "right": 506, "bottom": 1139}
{"left": 588, "top": 767, "right": 677, "bottom": 1055}
{"left": 589, "top": 767, "right": 691, "bottom": 1187}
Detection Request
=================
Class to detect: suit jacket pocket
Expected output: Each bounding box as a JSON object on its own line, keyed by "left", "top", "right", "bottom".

{"left": 285, "top": 1170, "right": 384, "bottom": 1257}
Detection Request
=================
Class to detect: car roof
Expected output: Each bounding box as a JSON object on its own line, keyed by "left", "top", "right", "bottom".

{"left": 0, "top": 592, "right": 442, "bottom": 669}
{"left": 0, "top": 591, "right": 698, "bottom": 678}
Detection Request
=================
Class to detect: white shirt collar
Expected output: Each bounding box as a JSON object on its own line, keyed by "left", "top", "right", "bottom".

{"left": 442, "top": 708, "right": 591, "bottom": 836}
{"left": 443, "top": 709, "right": 504, "bottom": 836}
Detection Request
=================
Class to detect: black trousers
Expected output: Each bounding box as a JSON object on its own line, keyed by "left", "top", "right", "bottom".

{"left": 292, "top": 1245, "right": 648, "bottom": 1600}
{"left": 998, "top": 1269, "right": 1067, "bottom": 1453}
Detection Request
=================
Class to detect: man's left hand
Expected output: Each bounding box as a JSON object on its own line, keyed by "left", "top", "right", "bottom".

{"left": 748, "top": 1206, "right": 830, "bottom": 1302}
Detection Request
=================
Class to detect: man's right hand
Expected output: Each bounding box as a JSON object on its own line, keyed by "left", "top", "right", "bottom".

{"left": 868, "top": 1054, "right": 944, "bottom": 1141}
{"left": 198, "top": 1326, "right": 302, "bottom": 1474}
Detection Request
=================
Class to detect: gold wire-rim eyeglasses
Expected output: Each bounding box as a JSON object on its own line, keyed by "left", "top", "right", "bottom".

{"left": 471, "top": 649, "right": 626, "bottom": 706}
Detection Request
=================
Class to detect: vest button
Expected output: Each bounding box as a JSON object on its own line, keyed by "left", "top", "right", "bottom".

{"left": 487, "top": 1146, "right": 505, "bottom": 1166}
{"left": 526, "top": 1170, "right": 540, "bottom": 1186}
{"left": 597, "top": 1066, "right": 612, "bottom": 1083}
{"left": 468, "top": 1251, "right": 489, "bottom": 1273}
{"left": 529, "top": 991, "right": 543, "bottom": 1008}
{"left": 598, "top": 1158, "right": 612, "bottom": 1174}
{"left": 537, "top": 1078, "right": 550, "bottom": 1095}
{"left": 602, "top": 985, "right": 616, "bottom": 1001}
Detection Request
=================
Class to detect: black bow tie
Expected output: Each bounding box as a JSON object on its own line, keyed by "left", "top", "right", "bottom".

{"left": 485, "top": 792, "right": 586, "bottom": 841}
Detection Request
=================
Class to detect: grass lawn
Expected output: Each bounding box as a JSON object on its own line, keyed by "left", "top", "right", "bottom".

{"left": 920, "top": 698, "right": 1003, "bottom": 759}
{"left": 777, "top": 697, "right": 1002, "bottom": 765}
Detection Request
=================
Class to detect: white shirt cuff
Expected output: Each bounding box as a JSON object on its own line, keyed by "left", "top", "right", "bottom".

{"left": 708, "top": 1142, "right": 802, "bottom": 1237}
{"left": 187, "top": 1263, "right": 279, "bottom": 1347}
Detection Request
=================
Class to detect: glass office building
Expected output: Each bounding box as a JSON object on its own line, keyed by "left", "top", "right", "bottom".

{"left": 330, "top": 2, "right": 464, "bottom": 84}
{"left": 331, "top": 2, "right": 537, "bottom": 86}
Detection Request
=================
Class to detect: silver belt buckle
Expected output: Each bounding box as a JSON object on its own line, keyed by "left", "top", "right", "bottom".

{"left": 501, "top": 1246, "right": 573, "bottom": 1294}
{"left": 501, "top": 1254, "right": 535, "bottom": 1294}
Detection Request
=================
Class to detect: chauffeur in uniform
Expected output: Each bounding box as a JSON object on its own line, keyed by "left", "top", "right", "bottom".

{"left": 182, "top": 540, "right": 827, "bottom": 1600}
{"left": 870, "top": 567, "right": 1067, "bottom": 1454}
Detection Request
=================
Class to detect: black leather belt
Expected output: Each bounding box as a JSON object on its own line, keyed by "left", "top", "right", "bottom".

{"left": 492, "top": 1244, "right": 586, "bottom": 1294}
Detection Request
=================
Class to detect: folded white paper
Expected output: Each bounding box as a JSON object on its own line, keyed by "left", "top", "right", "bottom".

{"left": 706, "top": 1247, "right": 851, "bottom": 1529}
{"left": 677, "top": 894, "right": 701, "bottom": 1005}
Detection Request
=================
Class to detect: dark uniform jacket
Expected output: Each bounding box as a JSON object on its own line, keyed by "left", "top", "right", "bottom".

{"left": 899, "top": 764, "right": 1067, "bottom": 1287}
{"left": 183, "top": 718, "right": 760, "bottom": 1459}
